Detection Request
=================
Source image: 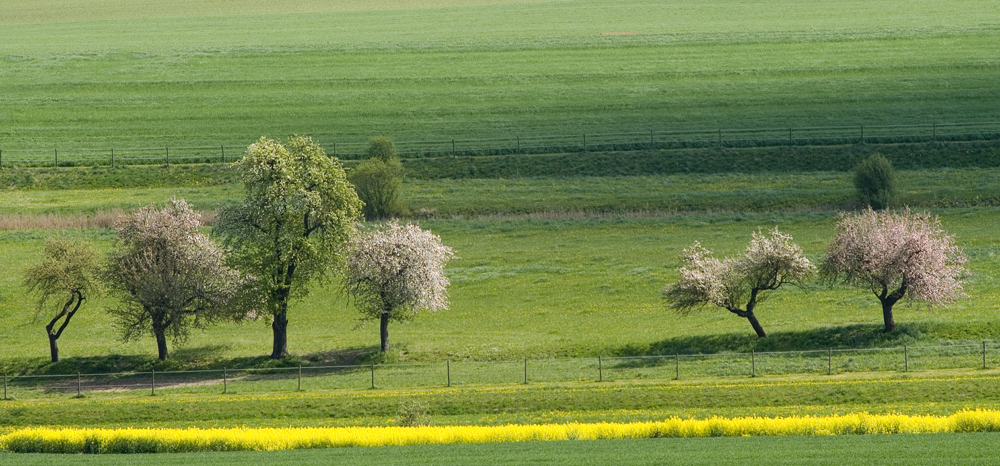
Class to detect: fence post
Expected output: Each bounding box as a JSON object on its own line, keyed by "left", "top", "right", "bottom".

{"left": 221, "top": 145, "right": 225, "bottom": 163}
{"left": 333, "top": 142, "right": 337, "bottom": 158}
{"left": 933, "top": 123, "right": 937, "bottom": 141}
{"left": 55, "top": 148, "right": 58, "bottom": 165}
{"left": 524, "top": 358, "right": 528, "bottom": 384}
{"left": 111, "top": 148, "right": 114, "bottom": 168}
{"left": 447, "top": 360, "right": 451, "bottom": 387}
{"left": 151, "top": 370, "right": 155, "bottom": 396}
{"left": 3, "top": 374, "right": 6, "bottom": 400}
{"left": 1, "top": 149, "right": 4, "bottom": 169}
{"left": 751, "top": 351, "right": 756, "bottom": 377}
{"left": 77, "top": 372, "right": 82, "bottom": 397}
{"left": 598, "top": 356, "right": 603, "bottom": 382}
{"left": 517, "top": 136, "right": 520, "bottom": 154}
{"left": 675, "top": 354, "right": 680, "bottom": 380}
{"left": 903, "top": 345, "right": 908, "bottom": 372}
{"left": 371, "top": 363, "right": 375, "bottom": 389}
{"left": 165, "top": 147, "right": 169, "bottom": 165}
{"left": 828, "top": 348, "right": 832, "bottom": 375}
{"left": 452, "top": 140, "right": 456, "bottom": 158}
{"left": 223, "top": 368, "right": 227, "bottom": 394}
{"left": 298, "top": 365, "right": 302, "bottom": 391}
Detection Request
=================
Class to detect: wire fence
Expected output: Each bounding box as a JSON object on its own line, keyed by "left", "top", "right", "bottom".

{"left": 1, "top": 121, "right": 998, "bottom": 168}
{"left": 4, "top": 342, "right": 999, "bottom": 400}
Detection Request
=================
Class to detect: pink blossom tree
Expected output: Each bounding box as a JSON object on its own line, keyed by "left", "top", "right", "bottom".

{"left": 343, "top": 223, "right": 454, "bottom": 352}
{"left": 664, "top": 228, "right": 815, "bottom": 338}
{"left": 822, "top": 208, "right": 968, "bottom": 333}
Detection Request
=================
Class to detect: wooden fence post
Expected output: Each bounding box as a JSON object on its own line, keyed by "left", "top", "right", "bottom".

{"left": 447, "top": 360, "right": 451, "bottom": 387}
{"left": 598, "top": 356, "right": 603, "bottom": 382}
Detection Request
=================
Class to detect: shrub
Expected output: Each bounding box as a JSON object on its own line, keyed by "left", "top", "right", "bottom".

{"left": 367, "top": 136, "right": 398, "bottom": 162}
{"left": 854, "top": 154, "right": 896, "bottom": 209}
{"left": 349, "top": 157, "right": 406, "bottom": 220}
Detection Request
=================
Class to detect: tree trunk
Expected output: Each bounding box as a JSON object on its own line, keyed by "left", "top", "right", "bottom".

{"left": 47, "top": 332, "right": 59, "bottom": 363}
{"left": 380, "top": 311, "right": 390, "bottom": 353}
{"left": 746, "top": 311, "right": 768, "bottom": 338}
{"left": 45, "top": 292, "right": 84, "bottom": 363}
{"left": 154, "top": 330, "right": 169, "bottom": 361}
{"left": 271, "top": 309, "right": 289, "bottom": 359}
{"left": 881, "top": 300, "right": 896, "bottom": 333}
{"left": 878, "top": 282, "right": 906, "bottom": 333}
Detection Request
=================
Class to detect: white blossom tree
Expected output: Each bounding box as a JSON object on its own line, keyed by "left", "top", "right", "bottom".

{"left": 664, "top": 228, "right": 815, "bottom": 338}
{"left": 343, "top": 223, "right": 454, "bottom": 352}
{"left": 214, "top": 136, "right": 363, "bottom": 359}
{"left": 821, "top": 208, "right": 968, "bottom": 333}
{"left": 104, "top": 199, "right": 250, "bottom": 360}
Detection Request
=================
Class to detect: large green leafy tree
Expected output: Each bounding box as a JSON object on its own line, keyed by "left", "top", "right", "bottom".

{"left": 215, "top": 136, "right": 363, "bottom": 359}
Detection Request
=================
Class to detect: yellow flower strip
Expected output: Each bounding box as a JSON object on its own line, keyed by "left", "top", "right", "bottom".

{"left": 4, "top": 410, "right": 1000, "bottom": 454}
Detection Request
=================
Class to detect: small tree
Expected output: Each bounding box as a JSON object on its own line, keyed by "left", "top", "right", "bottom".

{"left": 215, "top": 135, "right": 363, "bottom": 359}
{"left": 367, "top": 136, "right": 398, "bottom": 162}
{"left": 343, "top": 222, "right": 453, "bottom": 352}
{"left": 350, "top": 137, "right": 405, "bottom": 220}
{"left": 664, "top": 228, "right": 815, "bottom": 338}
{"left": 854, "top": 154, "right": 896, "bottom": 210}
{"left": 104, "top": 199, "right": 248, "bottom": 360}
{"left": 822, "top": 208, "right": 968, "bottom": 333}
{"left": 23, "top": 237, "right": 102, "bottom": 363}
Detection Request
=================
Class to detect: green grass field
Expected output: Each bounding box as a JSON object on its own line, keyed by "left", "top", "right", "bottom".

{"left": 2, "top": 0, "right": 998, "bottom": 152}
{"left": 4, "top": 434, "right": 1000, "bottom": 466}
{"left": 3, "top": 0, "right": 1000, "bottom": 460}
{"left": 2, "top": 207, "right": 999, "bottom": 372}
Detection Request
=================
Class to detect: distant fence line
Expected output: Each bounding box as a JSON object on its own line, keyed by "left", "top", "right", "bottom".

{"left": 1, "top": 121, "right": 999, "bottom": 169}
{"left": 4, "top": 341, "right": 1000, "bottom": 400}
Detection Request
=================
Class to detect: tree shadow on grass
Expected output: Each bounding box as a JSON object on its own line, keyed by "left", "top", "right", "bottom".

{"left": 614, "top": 323, "right": 927, "bottom": 358}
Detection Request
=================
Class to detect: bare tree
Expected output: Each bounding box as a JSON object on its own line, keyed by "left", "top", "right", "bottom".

{"left": 822, "top": 208, "right": 968, "bottom": 333}
{"left": 104, "top": 199, "right": 250, "bottom": 360}
{"left": 664, "top": 228, "right": 815, "bottom": 338}
{"left": 214, "top": 136, "right": 363, "bottom": 359}
{"left": 24, "top": 237, "right": 102, "bottom": 363}
{"left": 343, "top": 222, "right": 454, "bottom": 352}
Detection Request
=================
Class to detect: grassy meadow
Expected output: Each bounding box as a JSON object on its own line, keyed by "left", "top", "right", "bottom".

{"left": 2, "top": 0, "right": 999, "bottom": 153}
{"left": 5, "top": 434, "right": 1000, "bottom": 466}
{"left": 3, "top": 0, "right": 1000, "bottom": 461}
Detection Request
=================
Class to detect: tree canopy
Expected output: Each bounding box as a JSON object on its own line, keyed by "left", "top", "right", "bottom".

{"left": 23, "top": 237, "right": 102, "bottom": 363}
{"left": 664, "top": 228, "right": 815, "bottom": 338}
{"left": 822, "top": 208, "right": 968, "bottom": 332}
{"left": 215, "top": 135, "right": 363, "bottom": 359}
{"left": 343, "top": 222, "right": 453, "bottom": 352}
{"left": 104, "top": 199, "right": 248, "bottom": 360}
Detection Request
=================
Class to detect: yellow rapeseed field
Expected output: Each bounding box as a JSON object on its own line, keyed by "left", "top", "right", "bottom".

{"left": 3, "top": 410, "right": 1000, "bottom": 453}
